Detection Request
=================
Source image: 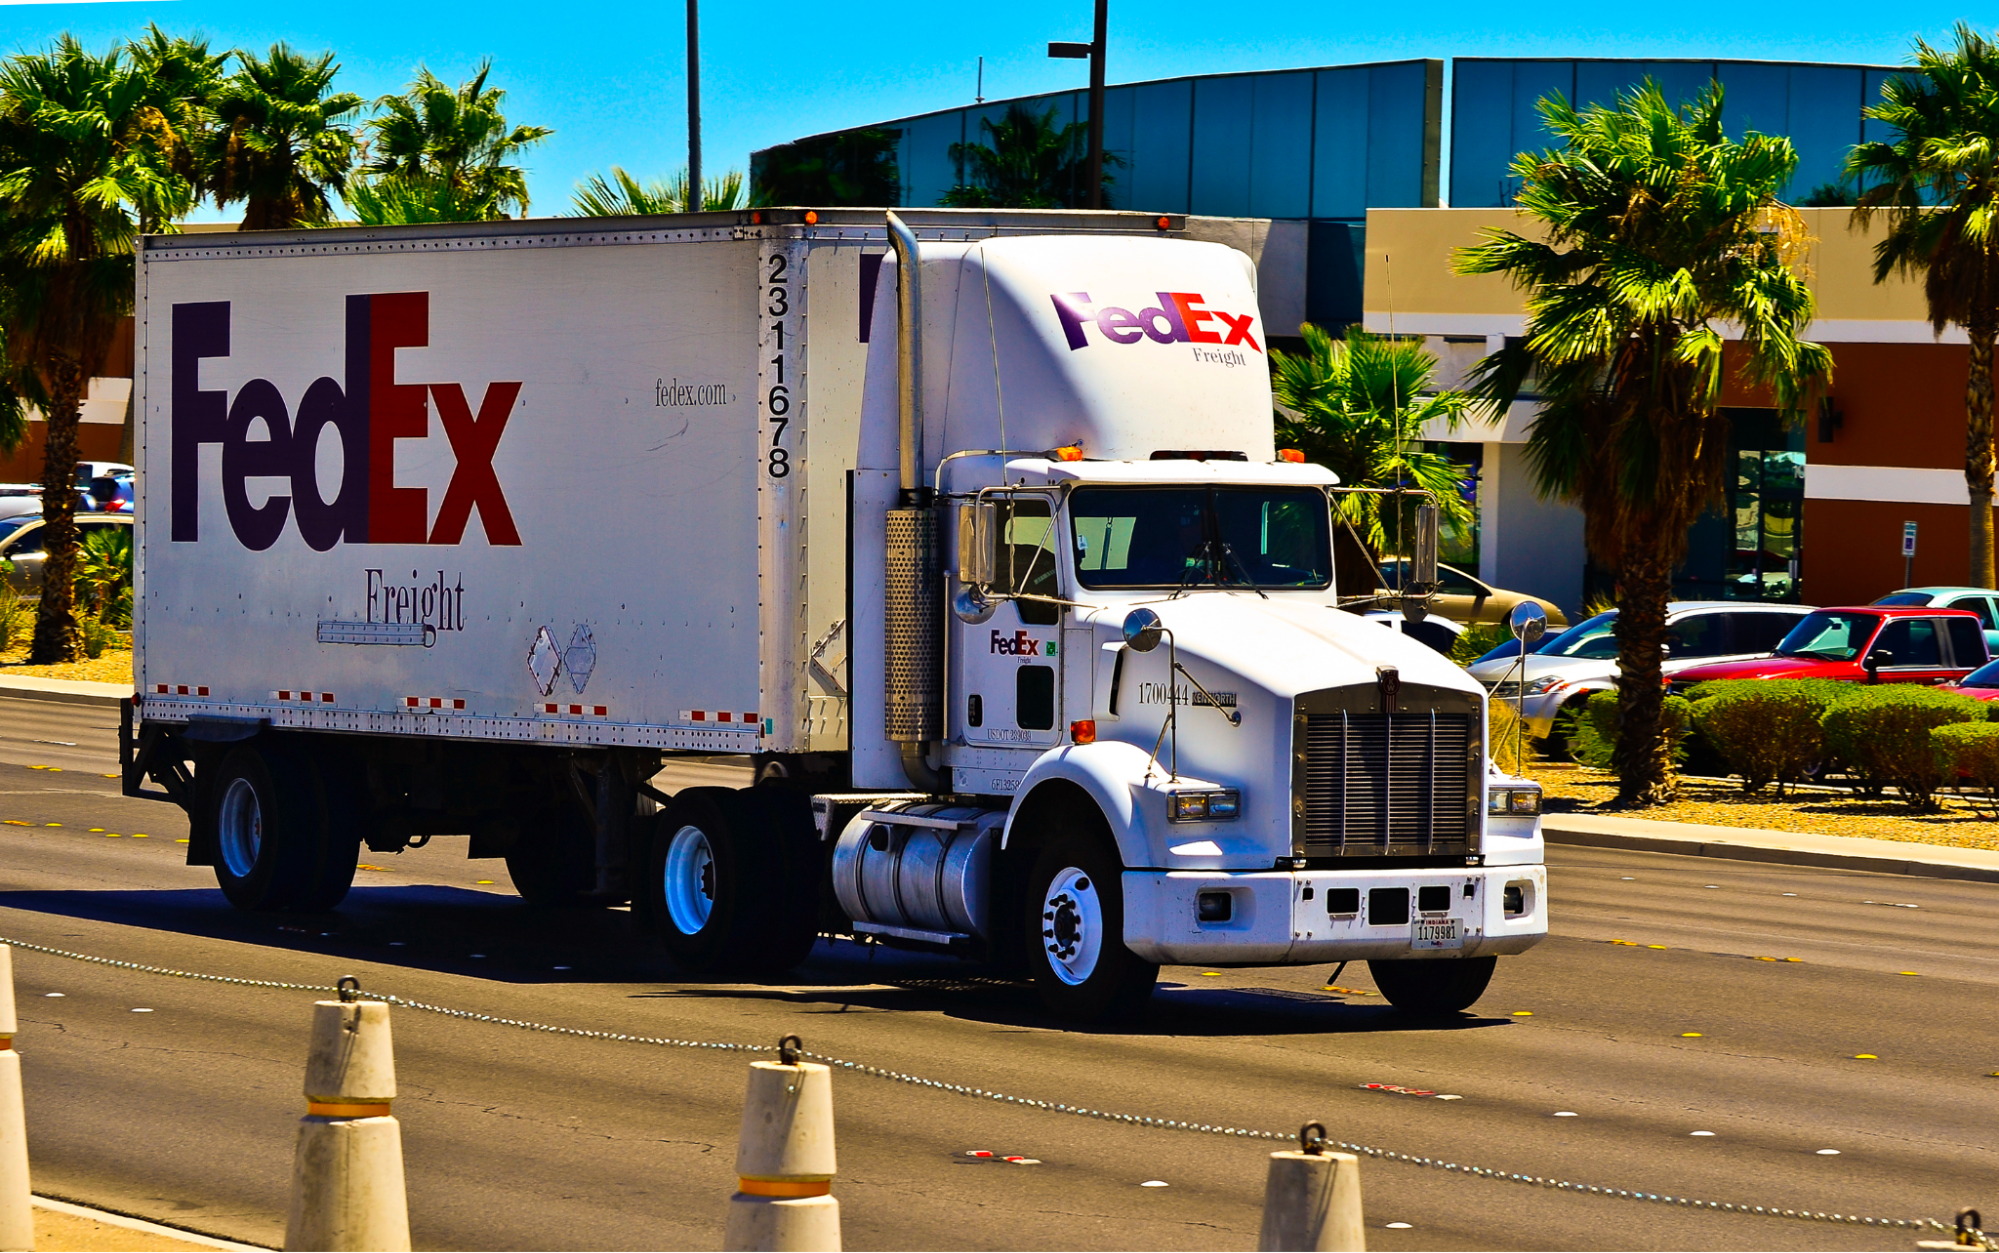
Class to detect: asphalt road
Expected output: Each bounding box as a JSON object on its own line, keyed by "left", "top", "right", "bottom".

{"left": 0, "top": 694, "right": 1992, "bottom": 1251}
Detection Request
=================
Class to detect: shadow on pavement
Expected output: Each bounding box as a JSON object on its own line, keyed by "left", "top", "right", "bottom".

{"left": 0, "top": 884, "right": 1516, "bottom": 1037}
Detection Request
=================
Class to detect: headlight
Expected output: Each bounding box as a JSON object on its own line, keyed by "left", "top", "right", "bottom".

{"left": 1487, "top": 784, "right": 1542, "bottom": 816}
{"left": 1523, "top": 677, "right": 1568, "bottom": 696}
{"left": 1168, "top": 788, "right": 1241, "bottom": 821}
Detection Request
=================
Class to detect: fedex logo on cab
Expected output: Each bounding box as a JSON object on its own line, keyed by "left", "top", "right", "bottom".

{"left": 170, "top": 292, "right": 521, "bottom": 552}
{"left": 1049, "top": 291, "right": 1261, "bottom": 356}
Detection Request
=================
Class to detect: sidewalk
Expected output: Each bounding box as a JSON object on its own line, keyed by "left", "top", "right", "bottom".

{"left": 31, "top": 1196, "right": 267, "bottom": 1252}
{"left": 1545, "top": 813, "right": 1999, "bottom": 884}
{"left": 0, "top": 674, "right": 129, "bottom": 708}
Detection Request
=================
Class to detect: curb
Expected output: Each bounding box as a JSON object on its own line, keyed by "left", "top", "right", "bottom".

{"left": 33, "top": 1195, "right": 270, "bottom": 1252}
{"left": 1543, "top": 822, "right": 1999, "bottom": 886}
{"left": 0, "top": 676, "right": 129, "bottom": 708}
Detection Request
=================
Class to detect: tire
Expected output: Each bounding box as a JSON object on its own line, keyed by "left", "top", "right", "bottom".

{"left": 646, "top": 788, "right": 819, "bottom": 976}
{"left": 1024, "top": 833, "right": 1157, "bottom": 1023}
{"left": 210, "top": 743, "right": 355, "bottom": 912}
{"left": 504, "top": 803, "right": 601, "bottom": 907}
{"left": 1369, "top": 956, "right": 1498, "bottom": 1016}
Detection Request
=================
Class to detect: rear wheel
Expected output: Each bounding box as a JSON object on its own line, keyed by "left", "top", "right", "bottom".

{"left": 646, "top": 788, "right": 818, "bottom": 975}
{"left": 1369, "top": 956, "right": 1497, "bottom": 1016}
{"left": 210, "top": 744, "right": 356, "bottom": 912}
{"left": 1024, "top": 834, "right": 1157, "bottom": 1023}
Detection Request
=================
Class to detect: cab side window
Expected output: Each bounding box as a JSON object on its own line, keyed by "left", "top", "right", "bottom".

{"left": 1946, "top": 617, "right": 1988, "bottom": 667}
{"left": 1872, "top": 618, "right": 1942, "bottom": 667}
{"left": 999, "top": 499, "right": 1060, "bottom": 626}
{"left": 1732, "top": 612, "right": 1801, "bottom": 654}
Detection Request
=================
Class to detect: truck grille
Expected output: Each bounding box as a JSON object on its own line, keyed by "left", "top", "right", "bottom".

{"left": 1301, "top": 711, "right": 1474, "bottom": 856}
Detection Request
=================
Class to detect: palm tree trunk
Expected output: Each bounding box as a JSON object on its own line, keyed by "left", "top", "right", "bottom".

{"left": 29, "top": 360, "right": 85, "bottom": 664}
{"left": 1613, "top": 537, "right": 1675, "bottom": 807}
{"left": 1968, "top": 320, "right": 1997, "bottom": 589}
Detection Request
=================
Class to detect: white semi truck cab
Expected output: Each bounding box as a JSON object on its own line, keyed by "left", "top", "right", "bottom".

{"left": 124, "top": 207, "right": 1545, "bottom": 1021}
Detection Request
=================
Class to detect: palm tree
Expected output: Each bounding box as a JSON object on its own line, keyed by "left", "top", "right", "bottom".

{"left": 568, "top": 166, "right": 745, "bottom": 216}
{"left": 1455, "top": 82, "right": 1831, "bottom": 806}
{"left": 1848, "top": 25, "right": 1999, "bottom": 588}
{"left": 127, "top": 25, "right": 225, "bottom": 218}
{"left": 941, "top": 101, "right": 1120, "bottom": 209}
{"left": 0, "top": 36, "right": 192, "bottom": 662}
{"left": 204, "top": 44, "right": 362, "bottom": 230}
{"left": 345, "top": 172, "right": 499, "bottom": 225}
{"left": 361, "top": 63, "right": 550, "bottom": 219}
{"left": 1270, "top": 324, "right": 1474, "bottom": 560}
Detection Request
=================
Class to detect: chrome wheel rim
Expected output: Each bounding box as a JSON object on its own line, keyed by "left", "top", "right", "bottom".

{"left": 217, "top": 777, "right": 263, "bottom": 879}
{"left": 1040, "top": 866, "right": 1103, "bottom": 986}
{"left": 662, "top": 824, "right": 716, "bottom": 935}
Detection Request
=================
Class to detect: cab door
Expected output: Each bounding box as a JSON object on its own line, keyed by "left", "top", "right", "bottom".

{"left": 952, "top": 496, "right": 1064, "bottom": 752}
{"left": 1869, "top": 616, "right": 1968, "bottom": 684}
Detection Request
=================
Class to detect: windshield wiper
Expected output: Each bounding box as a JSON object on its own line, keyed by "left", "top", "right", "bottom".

{"left": 1216, "top": 541, "right": 1268, "bottom": 599}
{"left": 1169, "top": 537, "right": 1214, "bottom": 600}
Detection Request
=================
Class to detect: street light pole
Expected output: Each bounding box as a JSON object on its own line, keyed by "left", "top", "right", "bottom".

{"left": 1047, "top": 0, "right": 1108, "bottom": 210}
{"left": 686, "top": 0, "right": 703, "bottom": 213}
{"left": 1085, "top": 0, "right": 1106, "bottom": 210}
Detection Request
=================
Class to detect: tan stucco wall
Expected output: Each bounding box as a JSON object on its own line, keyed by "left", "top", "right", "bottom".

{"left": 1362, "top": 207, "right": 1940, "bottom": 331}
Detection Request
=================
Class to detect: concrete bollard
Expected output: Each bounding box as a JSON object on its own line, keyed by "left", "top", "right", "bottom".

{"left": 722, "top": 1035, "right": 839, "bottom": 1253}
{"left": 0, "top": 946, "right": 31, "bottom": 1253}
{"left": 1258, "top": 1122, "right": 1364, "bottom": 1253}
{"left": 283, "top": 978, "right": 410, "bottom": 1253}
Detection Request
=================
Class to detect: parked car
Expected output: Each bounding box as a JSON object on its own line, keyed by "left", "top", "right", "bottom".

{"left": 1668, "top": 605, "right": 1990, "bottom": 690}
{"left": 1468, "top": 601, "right": 1814, "bottom": 739}
{"left": 1359, "top": 608, "right": 1464, "bottom": 656}
{"left": 1948, "top": 657, "right": 1999, "bottom": 703}
{"left": 1873, "top": 587, "right": 1999, "bottom": 650}
{"left": 1376, "top": 558, "right": 1570, "bottom": 628}
{"left": 0, "top": 513, "right": 133, "bottom": 596}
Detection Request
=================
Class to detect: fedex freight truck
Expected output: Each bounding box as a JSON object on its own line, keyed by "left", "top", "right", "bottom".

{"left": 124, "top": 208, "right": 1548, "bottom": 1020}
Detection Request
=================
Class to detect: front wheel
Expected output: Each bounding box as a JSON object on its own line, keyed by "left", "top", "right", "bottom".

{"left": 1024, "top": 836, "right": 1157, "bottom": 1023}
{"left": 1369, "top": 956, "right": 1497, "bottom": 1016}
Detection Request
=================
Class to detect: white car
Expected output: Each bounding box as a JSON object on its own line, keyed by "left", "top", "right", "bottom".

{"left": 1465, "top": 601, "right": 1814, "bottom": 740}
{"left": 1360, "top": 608, "right": 1464, "bottom": 656}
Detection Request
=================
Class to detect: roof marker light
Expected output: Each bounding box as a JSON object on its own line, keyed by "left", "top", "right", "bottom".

{"left": 1053, "top": 445, "right": 1084, "bottom": 462}
{"left": 804, "top": 210, "right": 819, "bottom": 224}
{"left": 1156, "top": 216, "right": 1171, "bottom": 231}
{"left": 1278, "top": 449, "right": 1306, "bottom": 463}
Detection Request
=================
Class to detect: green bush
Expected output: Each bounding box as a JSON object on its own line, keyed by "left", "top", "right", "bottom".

{"left": 1569, "top": 689, "right": 1692, "bottom": 770}
{"left": 79, "top": 614, "right": 118, "bottom": 660}
{"left": 1452, "top": 622, "right": 1514, "bottom": 668}
{"left": 1932, "top": 721, "right": 1999, "bottom": 808}
{"left": 1820, "top": 685, "right": 1989, "bottom": 808}
{"left": 1689, "top": 679, "right": 1851, "bottom": 794}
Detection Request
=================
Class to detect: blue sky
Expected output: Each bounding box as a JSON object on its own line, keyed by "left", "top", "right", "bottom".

{"left": 0, "top": 0, "right": 1981, "bottom": 221}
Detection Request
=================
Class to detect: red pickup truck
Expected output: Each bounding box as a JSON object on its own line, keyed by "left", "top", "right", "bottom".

{"left": 1669, "top": 605, "right": 1990, "bottom": 690}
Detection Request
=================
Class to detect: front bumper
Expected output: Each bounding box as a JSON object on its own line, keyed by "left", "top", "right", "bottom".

{"left": 1122, "top": 863, "right": 1548, "bottom": 966}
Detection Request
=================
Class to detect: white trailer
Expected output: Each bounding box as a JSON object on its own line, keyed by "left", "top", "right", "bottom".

{"left": 125, "top": 208, "right": 1546, "bottom": 1020}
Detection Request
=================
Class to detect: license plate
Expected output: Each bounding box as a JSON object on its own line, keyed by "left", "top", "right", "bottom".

{"left": 1412, "top": 918, "right": 1463, "bottom": 950}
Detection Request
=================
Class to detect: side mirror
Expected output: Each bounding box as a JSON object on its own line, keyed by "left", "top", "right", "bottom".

{"left": 1509, "top": 600, "right": 1547, "bottom": 647}
{"left": 1864, "top": 649, "right": 1892, "bottom": 681}
{"left": 1122, "top": 607, "right": 1164, "bottom": 653}
{"left": 957, "top": 502, "right": 997, "bottom": 587}
{"left": 952, "top": 583, "right": 998, "bottom": 625}
{"left": 1411, "top": 501, "right": 1440, "bottom": 592}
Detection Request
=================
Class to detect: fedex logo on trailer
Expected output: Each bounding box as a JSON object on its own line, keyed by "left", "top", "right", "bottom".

{"left": 1049, "top": 292, "right": 1261, "bottom": 353}
{"left": 171, "top": 293, "right": 522, "bottom": 552}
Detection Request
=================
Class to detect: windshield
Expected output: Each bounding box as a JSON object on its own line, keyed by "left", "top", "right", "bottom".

{"left": 1963, "top": 659, "right": 1999, "bottom": 688}
{"left": 1775, "top": 610, "right": 1879, "bottom": 661}
{"left": 1069, "top": 486, "right": 1331, "bottom": 590}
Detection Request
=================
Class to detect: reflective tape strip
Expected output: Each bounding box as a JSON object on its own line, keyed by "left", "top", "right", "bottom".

{"left": 737, "top": 1178, "right": 831, "bottom": 1198}
{"left": 0, "top": 1037, "right": 11, "bottom": 1051}
{"left": 307, "top": 1100, "right": 392, "bottom": 1118}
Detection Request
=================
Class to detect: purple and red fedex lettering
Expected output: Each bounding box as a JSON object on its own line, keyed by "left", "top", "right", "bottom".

{"left": 1049, "top": 291, "right": 1261, "bottom": 353}
{"left": 171, "top": 294, "right": 521, "bottom": 552}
